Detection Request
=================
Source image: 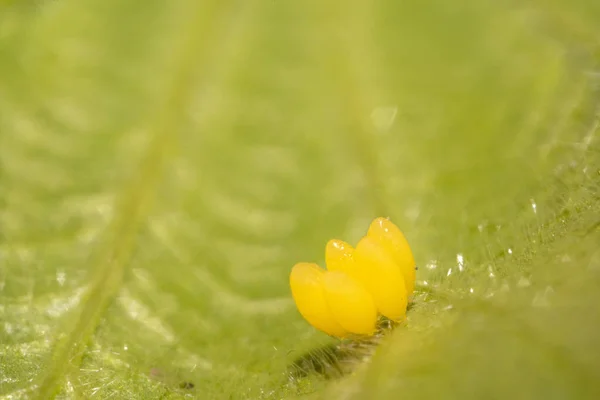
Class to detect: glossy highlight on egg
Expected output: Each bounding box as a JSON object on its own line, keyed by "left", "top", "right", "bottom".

{"left": 289, "top": 217, "right": 416, "bottom": 337}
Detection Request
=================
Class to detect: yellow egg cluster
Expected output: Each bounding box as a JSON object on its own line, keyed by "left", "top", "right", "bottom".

{"left": 289, "top": 218, "right": 416, "bottom": 338}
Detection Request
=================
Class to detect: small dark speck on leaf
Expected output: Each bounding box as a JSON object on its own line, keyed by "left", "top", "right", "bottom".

{"left": 180, "top": 381, "right": 195, "bottom": 390}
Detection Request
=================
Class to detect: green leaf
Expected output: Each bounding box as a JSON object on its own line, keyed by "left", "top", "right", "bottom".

{"left": 0, "top": 0, "right": 599, "bottom": 399}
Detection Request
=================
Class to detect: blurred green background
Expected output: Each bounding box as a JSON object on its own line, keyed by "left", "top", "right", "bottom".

{"left": 0, "top": 0, "right": 599, "bottom": 399}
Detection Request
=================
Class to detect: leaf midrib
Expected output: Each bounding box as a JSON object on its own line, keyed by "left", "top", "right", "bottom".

{"left": 32, "top": 1, "right": 250, "bottom": 397}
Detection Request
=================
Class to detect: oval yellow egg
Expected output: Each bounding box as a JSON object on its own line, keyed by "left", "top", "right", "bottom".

{"left": 352, "top": 236, "right": 408, "bottom": 321}
{"left": 368, "top": 217, "right": 416, "bottom": 296}
{"left": 289, "top": 263, "right": 348, "bottom": 337}
{"left": 322, "top": 271, "right": 377, "bottom": 335}
{"left": 325, "top": 239, "right": 355, "bottom": 272}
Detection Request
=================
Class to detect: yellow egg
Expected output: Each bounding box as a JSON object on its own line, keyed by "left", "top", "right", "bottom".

{"left": 322, "top": 271, "right": 378, "bottom": 335}
{"left": 325, "top": 239, "right": 355, "bottom": 272}
{"left": 351, "top": 236, "right": 408, "bottom": 321}
{"left": 368, "top": 217, "right": 416, "bottom": 296}
{"left": 289, "top": 262, "right": 348, "bottom": 337}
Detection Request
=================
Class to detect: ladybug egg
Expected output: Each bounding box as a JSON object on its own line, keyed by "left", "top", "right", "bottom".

{"left": 290, "top": 263, "right": 348, "bottom": 337}
{"left": 325, "top": 239, "right": 355, "bottom": 272}
{"left": 322, "top": 271, "right": 378, "bottom": 335}
{"left": 353, "top": 236, "right": 408, "bottom": 321}
{"left": 368, "top": 217, "right": 416, "bottom": 296}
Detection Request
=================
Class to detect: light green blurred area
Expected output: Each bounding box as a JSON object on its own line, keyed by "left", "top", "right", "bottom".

{"left": 0, "top": 0, "right": 599, "bottom": 399}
